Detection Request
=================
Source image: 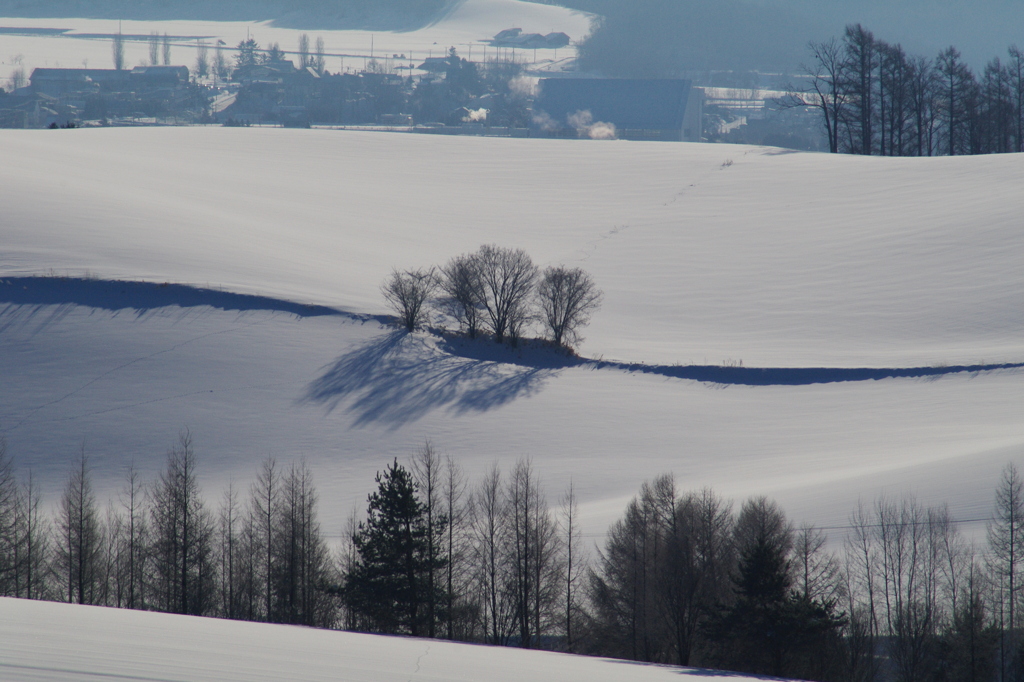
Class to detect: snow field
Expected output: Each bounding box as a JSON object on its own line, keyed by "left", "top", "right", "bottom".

{"left": 0, "top": 596, "right": 764, "bottom": 682}
{"left": 0, "top": 126, "right": 1022, "bottom": 547}
{"left": 2, "top": 128, "right": 1023, "bottom": 368}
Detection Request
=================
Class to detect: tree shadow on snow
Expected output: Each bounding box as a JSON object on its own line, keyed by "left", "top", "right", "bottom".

{"left": 300, "top": 330, "right": 556, "bottom": 428}
{"left": 0, "top": 277, "right": 349, "bottom": 318}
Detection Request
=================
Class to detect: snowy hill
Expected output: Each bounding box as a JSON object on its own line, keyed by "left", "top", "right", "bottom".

{"left": 1, "top": 128, "right": 1023, "bottom": 543}
{"left": 0, "top": 596, "right": 772, "bottom": 681}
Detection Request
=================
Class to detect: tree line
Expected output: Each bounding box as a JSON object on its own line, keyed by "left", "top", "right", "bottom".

{"left": 3, "top": 434, "right": 1024, "bottom": 682}
{"left": 382, "top": 244, "right": 602, "bottom": 351}
{"left": 802, "top": 24, "right": 1024, "bottom": 156}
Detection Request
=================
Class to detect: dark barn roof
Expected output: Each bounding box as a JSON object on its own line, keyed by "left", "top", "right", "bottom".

{"left": 534, "top": 78, "right": 693, "bottom": 132}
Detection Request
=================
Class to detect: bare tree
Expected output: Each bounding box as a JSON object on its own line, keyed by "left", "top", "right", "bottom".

{"left": 381, "top": 268, "right": 436, "bottom": 332}
{"left": 795, "top": 524, "right": 843, "bottom": 603}
{"left": 506, "top": 458, "right": 560, "bottom": 648}
{"left": 536, "top": 266, "right": 602, "bottom": 351}
{"left": 112, "top": 31, "right": 125, "bottom": 71}
{"left": 250, "top": 457, "right": 279, "bottom": 620}
{"left": 162, "top": 33, "right": 171, "bottom": 65}
{"left": 276, "top": 460, "right": 334, "bottom": 627}
{"left": 873, "top": 496, "right": 952, "bottom": 682}
{"left": 55, "top": 452, "right": 103, "bottom": 604}
{"left": 845, "top": 501, "right": 881, "bottom": 682}
{"left": 590, "top": 474, "right": 679, "bottom": 662}
{"left": 149, "top": 32, "right": 160, "bottom": 66}
{"left": 218, "top": 482, "right": 241, "bottom": 619}
{"left": 195, "top": 40, "right": 210, "bottom": 79}
{"left": 298, "top": 34, "right": 310, "bottom": 69}
{"left": 214, "top": 48, "right": 229, "bottom": 80}
{"left": 989, "top": 462, "right": 1024, "bottom": 681}
{"left": 472, "top": 463, "right": 513, "bottom": 644}
{"left": 937, "top": 47, "right": 976, "bottom": 156}
{"left": 1009, "top": 46, "right": 1024, "bottom": 152}
{"left": 907, "top": 56, "right": 938, "bottom": 156}
{"left": 13, "top": 471, "right": 50, "bottom": 600}
{"left": 806, "top": 37, "right": 847, "bottom": 153}
{"left": 439, "top": 253, "right": 485, "bottom": 338}
{"left": 314, "top": 37, "right": 326, "bottom": 75}
{"left": 476, "top": 245, "right": 538, "bottom": 345}
{"left": 559, "top": 479, "right": 587, "bottom": 652}
{"left": 442, "top": 454, "right": 470, "bottom": 639}
{"left": 843, "top": 24, "right": 877, "bottom": 154}
{"left": 337, "top": 503, "right": 361, "bottom": 631}
{"left": 662, "top": 488, "right": 734, "bottom": 666}
{"left": 0, "top": 439, "right": 18, "bottom": 595}
{"left": 411, "top": 442, "right": 445, "bottom": 638}
{"left": 150, "top": 431, "right": 216, "bottom": 616}
{"left": 8, "top": 67, "right": 26, "bottom": 92}
{"left": 120, "top": 463, "right": 147, "bottom": 609}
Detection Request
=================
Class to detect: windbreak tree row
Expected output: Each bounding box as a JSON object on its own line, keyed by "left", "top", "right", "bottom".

{"left": 803, "top": 24, "right": 1024, "bottom": 156}
{"left": 3, "top": 434, "right": 1024, "bottom": 682}
{"left": 382, "top": 244, "right": 602, "bottom": 352}
{"left": 0, "top": 434, "right": 334, "bottom": 627}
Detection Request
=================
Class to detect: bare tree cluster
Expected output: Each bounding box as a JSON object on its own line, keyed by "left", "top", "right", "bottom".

{"left": 382, "top": 244, "right": 602, "bottom": 351}
{"left": 804, "top": 24, "right": 1024, "bottom": 155}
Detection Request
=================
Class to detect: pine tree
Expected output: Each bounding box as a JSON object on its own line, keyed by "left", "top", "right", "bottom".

{"left": 345, "top": 459, "right": 446, "bottom": 636}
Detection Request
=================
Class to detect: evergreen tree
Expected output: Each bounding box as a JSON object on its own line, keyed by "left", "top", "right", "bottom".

{"left": 706, "top": 499, "right": 845, "bottom": 679}
{"left": 345, "top": 459, "right": 446, "bottom": 636}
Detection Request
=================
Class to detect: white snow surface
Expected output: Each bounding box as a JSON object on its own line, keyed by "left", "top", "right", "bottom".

{"left": 0, "top": 596, "right": 764, "bottom": 681}
{"left": 0, "top": 0, "right": 591, "bottom": 80}
{"left": 1, "top": 128, "right": 1023, "bottom": 546}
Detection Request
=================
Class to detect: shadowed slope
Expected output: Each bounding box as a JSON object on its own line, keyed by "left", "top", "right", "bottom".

{"left": 0, "top": 277, "right": 350, "bottom": 318}
{"left": 5, "top": 278, "right": 1020, "bottom": 393}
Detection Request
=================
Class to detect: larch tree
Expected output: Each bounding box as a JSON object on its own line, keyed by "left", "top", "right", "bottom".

{"left": 989, "top": 462, "right": 1024, "bottom": 681}
{"left": 112, "top": 31, "right": 125, "bottom": 71}
{"left": 14, "top": 471, "right": 50, "bottom": 600}
{"left": 149, "top": 32, "right": 160, "bottom": 66}
{"left": 149, "top": 431, "right": 216, "bottom": 616}
{"left": 55, "top": 452, "right": 103, "bottom": 605}
{"left": 298, "top": 34, "right": 310, "bottom": 69}
{"left": 276, "top": 461, "right": 334, "bottom": 627}
{"left": 0, "top": 439, "right": 16, "bottom": 595}
{"left": 250, "top": 457, "right": 279, "bottom": 621}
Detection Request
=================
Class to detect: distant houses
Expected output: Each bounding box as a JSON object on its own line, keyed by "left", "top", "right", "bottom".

{"left": 31, "top": 66, "right": 190, "bottom": 97}
{"left": 1, "top": 41, "right": 704, "bottom": 141}
{"left": 489, "top": 28, "right": 571, "bottom": 49}
{"left": 0, "top": 65, "right": 197, "bottom": 126}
